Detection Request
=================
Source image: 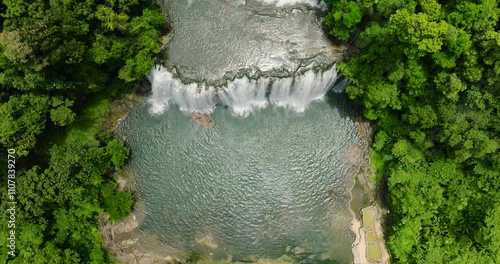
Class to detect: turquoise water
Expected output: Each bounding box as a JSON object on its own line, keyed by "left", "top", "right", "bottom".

{"left": 119, "top": 94, "right": 359, "bottom": 263}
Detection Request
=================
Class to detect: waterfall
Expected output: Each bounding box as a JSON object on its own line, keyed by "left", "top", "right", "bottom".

{"left": 218, "top": 77, "right": 269, "bottom": 117}
{"left": 148, "top": 65, "right": 340, "bottom": 117}
{"left": 259, "top": 0, "right": 326, "bottom": 8}
{"left": 148, "top": 68, "right": 217, "bottom": 114}
{"left": 268, "top": 67, "right": 338, "bottom": 112}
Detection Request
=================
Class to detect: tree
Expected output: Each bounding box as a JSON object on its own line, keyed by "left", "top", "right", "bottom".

{"left": 50, "top": 98, "right": 76, "bottom": 126}
{"left": 106, "top": 139, "right": 129, "bottom": 170}
{"left": 324, "top": 0, "right": 363, "bottom": 41}
{"left": 0, "top": 94, "right": 50, "bottom": 156}
{"left": 326, "top": 0, "right": 500, "bottom": 262}
{"left": 101, "top": 181, "right": 134, "bottom": 222}
{"left": 0, "top": 0, "right": 164, "bottom": 262}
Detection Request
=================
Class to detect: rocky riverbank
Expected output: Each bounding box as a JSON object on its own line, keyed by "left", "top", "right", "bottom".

{"left": 100, "top": 201, "right": 185, "bottom": 264}
{"left": 348, "top": 116, "right": 390, "bottom": 264}
{"left": 101, "top": 27, "right": 171, "bottom": 134}
{"left": 101, "top": 80, "right": 151, "bottom": 134}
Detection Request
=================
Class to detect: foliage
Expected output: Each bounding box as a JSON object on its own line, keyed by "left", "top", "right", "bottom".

{"left": 0, "top": 0, "right": 164, "bottom": 262}
{"left": 101, "top": 181, "right": 134, "bottom": 222}
{"left": 0, "top": 0, "right": 164, "bottom": 156}
{"left": 50, "top": 99, "right": 76, "bottom": 126}
{"left": 370, "top": 149, "right": 388, "bottom": 184}
{"left": 0, "top": 94, "right": 50, "bottom": 156}
{"left": 324, "top": 0, "right": 363, "bottom": 41}
{"left": 326, "top": 0, "right": 500, "bottom": 262}
{"left": 106, "top": 139, "right": 130, "bottom": 170}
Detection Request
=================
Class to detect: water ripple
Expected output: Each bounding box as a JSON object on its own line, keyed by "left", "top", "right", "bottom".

{"left": 120, "top": 100, "right": 359, "bottom": 262}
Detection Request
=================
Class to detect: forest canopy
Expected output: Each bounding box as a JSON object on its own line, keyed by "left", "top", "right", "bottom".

{"left": 1, "top": 0, "right": 499, "bottom": 262}
{"left": 0, "top": 0, "right": 164, "bottom": 156}
{"left": 324, "top": 0, "right": 500, "bottom": 263}
{"left": 0, "top": 0, "right": 164, "bottom": 263}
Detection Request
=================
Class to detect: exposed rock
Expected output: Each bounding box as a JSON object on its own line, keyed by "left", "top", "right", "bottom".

{"left": 293, "top": 246, "right": 305, "bottom": 255}
{"left": 114, "top": 214, "right": 139, "bottom": 234}
{"left": 329, "top": 188, "right": 348, "bottom": 199}
{"left": 136, "top": 78, "right": 152, "bottom": 93}
{"left": 196, "top": 235, "right": 218, "bottom": 249}
{"left": 161, "top": 34, "right": 172, "bottom": 50}
{"left": 102, "top": 90, "right": 144, "bottom": 133}
{"left": 347, "top": 144, "right": 363, "bottom": 167}
{"left": 116, "top": 176, "right": 127, "bottom": 191}
{"left": 355, "top": 116, "right": 372, "bottom": 143}
{"left": 100, "top": 200, "right": 185, "bottom": 264}
{"left": 121, "top": 238, "right": 139, "bottom": 246}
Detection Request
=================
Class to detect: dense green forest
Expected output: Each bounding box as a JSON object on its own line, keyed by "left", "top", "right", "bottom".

{"left": 325, "top": 0, "right": 500, "bottom": 263}
{"left": 0, "top": 0, "right": 164, "bottom": 262}
{"left": 2, "top": 0, "right": 499, "bottom": 263}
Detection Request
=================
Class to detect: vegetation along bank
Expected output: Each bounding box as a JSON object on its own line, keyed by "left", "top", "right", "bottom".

{"left": 1, "top": 0, "right": 499, "bottom": 263}
{"left": 324, "top": 0, "right": 500, "bottom": 263}
{"left": 0, "top": 0, "right": 165, "bottom": 262}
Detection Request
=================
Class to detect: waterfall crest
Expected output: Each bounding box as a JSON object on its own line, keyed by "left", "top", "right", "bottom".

{"left": 148, "top": 65, "right": 341, "bottom": 117}
{"left": 258, "top": 0, "right": 326, "bottom": 8}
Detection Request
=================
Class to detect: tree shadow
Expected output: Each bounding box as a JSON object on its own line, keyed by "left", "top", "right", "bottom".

{"left": 325, "top": 84, "right": 358, "bottom": 123}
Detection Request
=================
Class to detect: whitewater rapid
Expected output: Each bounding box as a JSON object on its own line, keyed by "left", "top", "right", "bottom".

{"left": 148, "top": 66, "right": 345, "bottom": 117}
{"left": 258, "top": 0, "right": 325, "bottom": 8}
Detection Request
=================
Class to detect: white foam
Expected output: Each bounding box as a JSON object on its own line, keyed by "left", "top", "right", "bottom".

{"left": 269, "top": 67, "right": 337, "bottom": 112}
{"left": 148, "top": 68, "right": 216, "bottom": 115}
{"left": 259, "top": 0, "right": 322, "bottom": 7}
{"left": 218, "top": 77, "right": 269, "bottom": 117}
{"left": 148, "top": 65, "right": 338, "bottom": 117}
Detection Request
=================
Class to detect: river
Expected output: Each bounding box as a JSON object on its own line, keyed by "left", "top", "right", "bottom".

{"left": 117, "top": 0, "right": 362, "bottom": 263}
